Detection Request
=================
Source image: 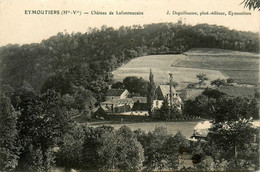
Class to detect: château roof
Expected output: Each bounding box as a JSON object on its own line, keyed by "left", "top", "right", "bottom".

{"left": 101, "top": 98, "right": 134, "bottom": 105}
{"left": 158, "top": 85, "right": 177, "bottom": 97}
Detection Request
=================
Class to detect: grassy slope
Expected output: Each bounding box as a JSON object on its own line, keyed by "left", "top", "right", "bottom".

{"left": 178, "top": 48, "right": 259, "bottom": 85}
{"left": 113, "top": 48, "right": 259, "bottom": 89}
{"left": 112, "top": 52, "right": 228, "bottom": 90}
{"left": 112, "top": 54, "right": 185, "bottom": 84}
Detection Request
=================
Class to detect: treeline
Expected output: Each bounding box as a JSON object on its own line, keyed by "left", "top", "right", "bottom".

{"left": 183, "top": 88, "right": 259, "bottom": 120}
{"left": 0, "top": 22, "right": 259, "bottom": 98}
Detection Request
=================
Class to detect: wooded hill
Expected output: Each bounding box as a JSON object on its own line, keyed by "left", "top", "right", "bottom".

{"left": 0, "top": 22, "right": 258, "bottom": 101}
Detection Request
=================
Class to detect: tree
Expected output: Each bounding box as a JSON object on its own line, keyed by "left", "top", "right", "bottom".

{"left": 165, "top": 81, "right": 179, "bottom": 88}
{"left": 226, "top": 78, "right": 234, "bottom": 84}
{"left": 187, "top": 83, "right": 197, "bottom": 89}
{"left": 172, "top": 81, "right": 179, "bottom": 88}
{"left": 163, "top": 131, "right": 189, "bottom": 170}
{"left": 208, "top": 118, "right": 258, "bottom": 171}
{"left": 147, "top": 69, "right": 156, "bottom": 115}
{"left": 40, "top": 71, "right": 74, "bottom": 95}
{"left": 210, "top": 79, "right": 226, "bottom": 87}
{"left": 248, "top": 98, "right": 259, "bottom": 119}
{"left": 81, "top": 125, "right": 114, "bottom": 170}
{"left": 158, "top": 98, "right": 170, "bottom": 120}
{"left": 196, "top": 73, "right": 208, "bottom": 87}
{"left": 214, "top": 95, "right": 254, "bottom": 123}
{"left": 111, "top": 81, "right": 124, "bottom": 89}
{"left": 194, "top": 156, "right": 215, "bottom": 171}
{"left": 17, "top": 89, "right": 73, "bottom": 171}
{"left": 82, "top": 126, "right": 143, "bottom": 171}
{"left": 142, "top": 127, "right": 171, "bottom": 170}
{"left": 98, "top": 126, "right": 144, "bottom": 171}
{"left": 202, "top": 88, "right": 226, "bottom": 99}
{"left": 10, "top": 81, "right": 36, "bottom": 110}
{"left": 152, "top": 97, "right": 182, "bottom": 121}
{"left": 241, "top": 0, "right": 260, "bottom": 10}
{"left": 55, "top": 123, "right": 86, "bottom": 171}
{"left": 0, "top": 97, "right": 20, "bottom": 171}
{"left": 72, "top": 86, "right": 97, "bottom": 119}
{"left": 207, "top": 94, "right": 259, "bottom": 171}
{"left": 191, "top": 94, "right": 216, "bottom": 118}
{"left": 184, "top": 88, "right": 258, "bottom": 120}
{"left": 21, "top": 144, "right": 44, "bottom": 172}
{"left": 123, "top": 76, "right": 148, "bottom": 96}
{"left": 88, "top": 79, "right": 109, "bottom": 102}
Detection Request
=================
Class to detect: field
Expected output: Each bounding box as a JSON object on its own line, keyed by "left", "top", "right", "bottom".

{"left": 113, "top": 48, "right": 259, "bottom": 88}
{"left": 113, "top": 54, "right": 185, "bottom": 84}
{"left": 177, "top": 48, "right": 259, "bottom": 85}
{"left": 113, "top": 52, "right": 227, "bottom": 90}
{"left": 89, "top": 120, "right": 207, "bottom": 138}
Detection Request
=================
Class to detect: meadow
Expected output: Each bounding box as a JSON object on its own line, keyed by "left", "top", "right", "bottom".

{"left": 113, "top": 48, "right": 259, "bottom": 89}
{"left": 112, "top": 54, "right": 185, "bottom": 84}
{"left": 175, "top": 48, "right": 259, "bottom": 85}
{"left": 112, "top": 51, "right": 228, "bottom": 90}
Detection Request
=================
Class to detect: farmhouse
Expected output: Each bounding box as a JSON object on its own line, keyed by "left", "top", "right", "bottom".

{"left": 153, "top": 85, "right": 183, "bottom": 110}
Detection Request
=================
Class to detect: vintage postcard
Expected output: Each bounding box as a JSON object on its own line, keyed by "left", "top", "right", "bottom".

{"left": 0, "top": 0, "right": 259, "bottom": 171}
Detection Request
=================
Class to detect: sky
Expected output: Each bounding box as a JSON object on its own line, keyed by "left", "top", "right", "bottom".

{"left": 0, "top": 0, "right": 259, "bottom": 46}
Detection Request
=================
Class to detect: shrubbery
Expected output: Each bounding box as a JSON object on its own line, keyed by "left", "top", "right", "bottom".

{"left": 183, "top": 88, "right": 259, "bottom": 120}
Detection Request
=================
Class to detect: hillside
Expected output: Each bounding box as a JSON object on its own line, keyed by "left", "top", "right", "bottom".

{"left": 0, "top": 23, "right": 258, "bottom": 101}
{"left": 112, "top": 53, "right": 227, "bottom": 90}
{"left": 113, "top": 48, "right": 259, "bottom": 90}
{"left": 175, "top": 48, "right": 259, "bottom": 85}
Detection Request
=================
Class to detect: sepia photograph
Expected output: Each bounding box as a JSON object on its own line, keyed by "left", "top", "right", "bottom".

{"left": 0, "top": 0, "right": 259, "bottom": 171}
